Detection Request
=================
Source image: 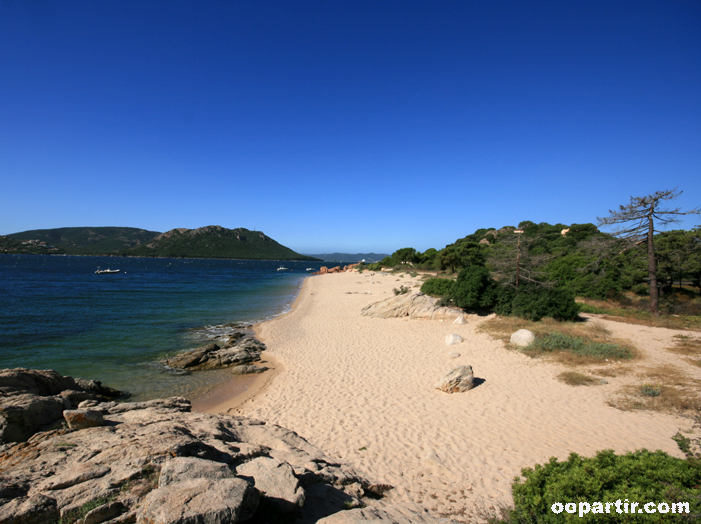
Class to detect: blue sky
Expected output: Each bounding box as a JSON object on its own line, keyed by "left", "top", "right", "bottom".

{"left": 1, "top": 1, "right": 699, "bottom": 254}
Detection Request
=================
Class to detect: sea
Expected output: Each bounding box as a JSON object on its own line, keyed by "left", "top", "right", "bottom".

{"left": 0, "top": 255, "right": 322, "bottom": 400}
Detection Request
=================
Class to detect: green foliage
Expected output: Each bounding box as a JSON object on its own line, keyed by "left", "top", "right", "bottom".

{"left": 452, "top": 266, "right": 497, "bottom": 310}
{"left": 641, "top": 383, "right": 662, "bottom": 397}
{"left": 526, "top": 332, "right": 633, "bottom": 360}
{"left": 420, "top": 278, "right": 454, "bottom": 297}
{"left": 502, "top": 449, "right": 701, "bottom": 523}
{"left": 393, "top": 285, "right": 410, "bottom": 295}
{"left": 497, "top": 285, "right": 580, "bottom": 321}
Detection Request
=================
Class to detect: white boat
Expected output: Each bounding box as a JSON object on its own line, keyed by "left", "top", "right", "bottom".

{"left": 95, "top": 268, "right": 121, "bottom": 274}
{"left": 276, "top": 266, "right": 289, "bottom": 271}
{"left": 306, "top": 268, "right": 314, "bottom": 271}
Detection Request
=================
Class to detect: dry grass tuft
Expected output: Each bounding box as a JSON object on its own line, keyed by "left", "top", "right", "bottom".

{"left": 608, "top": 384, "right": 701, "bottom": 414}
{"left": 606, "top": 365, "right": 701, "bottom": 415}
{"left": 558, "top": 371, "right": 600, "bottom": 386}
{"left": 588, "top": 320, "right": 612, "bottom": 339}
{"left": 667, "top": 334, "right": 701, "bottom": 356}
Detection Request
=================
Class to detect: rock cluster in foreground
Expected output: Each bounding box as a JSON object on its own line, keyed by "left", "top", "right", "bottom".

{"left": 0, "top": 370, "right": 443, "bottom": 524}
{"left": 0, "top": 368, "right": 126, "bottom": 444}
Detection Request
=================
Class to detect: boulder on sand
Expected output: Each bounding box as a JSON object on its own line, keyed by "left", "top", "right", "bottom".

{"left": 445, "top": 334, "right": 463, "bottom": 346}
{"left": 510, "top": 329, "right": 535, "bottom": 347}
{"left": 435, "top": 365, "right": 475, "bottom": 393}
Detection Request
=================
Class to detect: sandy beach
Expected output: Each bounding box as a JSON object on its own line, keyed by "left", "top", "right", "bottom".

{"left": 202, "top": 270, "right": 695, "bottom": 520}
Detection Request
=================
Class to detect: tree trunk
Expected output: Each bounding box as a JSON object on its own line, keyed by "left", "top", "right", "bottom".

{"left": 647, "top": 211, "right": 659, "bottom": 318}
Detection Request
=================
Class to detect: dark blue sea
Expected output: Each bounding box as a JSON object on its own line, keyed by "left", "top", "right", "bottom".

{"left": 0, "top": 255, "right": 321, "bottom": 400}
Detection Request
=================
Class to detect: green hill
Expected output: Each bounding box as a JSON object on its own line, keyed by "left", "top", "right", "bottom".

{"left": 123, "top": 226, "right": 319, "bottom": 260}
{"left": 0, "top": 235, "right": 66, "bottom": 255}
{"left": 7, "top": 227, "right": 160, "bottom": 255}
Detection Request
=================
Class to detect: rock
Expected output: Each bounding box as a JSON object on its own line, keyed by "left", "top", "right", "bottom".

{"left": 453, "top": 315, "right": 467, "bottom": 325}
{"left": 318, "top": 505, "right": 441, "bottom": 524}
{"left": 361, "top": 293, "right": 463, "bottom": 321}
{"left": 60, "top": 389, "right": 102, "bottom": 405}
{"left": 164, "top": 336, "right": 266, "bottom": 371}
{"left": 231, "top": 365, "right": 268, "bottom": 375}
{"left": 444, "top": 334, "right": 463, "bottom": 346}
{"left": 236, "top": 456, "right": 305, "bottom": 514}
{"left": 510, "top": 329, "right": 535, "bottom": 347}
{"left": 0, "top": 393, "right": 65, "bottom": 443}
{"left": 63, "top": 409, "right": 105, "bottom": 430}
{"left": 435, "top": 365, "right": 475, "bottom": 393}
{"left": 0, "top": 368, "right": 78, "bottom": 397}
{"left": 136, "top": 477, "right": 259, "bottom": 524}
{"left": 159, "top": 457, "right": 236, "bottom": 488}
{"left": 447, "top": 352, "right": 460, "bottom": 359}
{"left": 0, "top": 390, "right": 374, "bottom": 524}
{"left": 83, "top": 501, "right": 126, "bottom": 524}
{"left": 0, "top": 493, "right": 59, "bottom": 524}
{"left": 0, "top": 369, "right": 126, "bottom": 444}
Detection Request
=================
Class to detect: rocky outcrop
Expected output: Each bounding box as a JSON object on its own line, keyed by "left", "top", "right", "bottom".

{"left": 0, "top": 369, "right": 126, "bottom": 444}
{"left": 361, "top": 293, "right": 463, "bottom": 321}
{"left": 164, "top": 334, "right": 266, "bottom": 371}
{"left": 435, "top": 365, "right": 475, "bottom": 393}
{"left": 0, "top": 395, "right": 387, "bottom": 524}
{"left": 510, "top": 329, "right": 535, "bottom": 347}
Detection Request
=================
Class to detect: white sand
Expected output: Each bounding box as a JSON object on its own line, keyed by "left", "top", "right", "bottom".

{"left": 208, "top": 271, "right": 695, "bottom": 520}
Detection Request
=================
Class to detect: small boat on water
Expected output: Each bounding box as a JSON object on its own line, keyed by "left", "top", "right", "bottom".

{"left": 95, "top": 268, "right": 121, "bottom": 274}
{"left": 276, "top": 266, "right": 289, "bottom": 271}
{"left": 306, "top": 268, "right": 314, "bottom": 271}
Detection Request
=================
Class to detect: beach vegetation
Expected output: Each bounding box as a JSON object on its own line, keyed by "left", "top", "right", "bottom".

{"left": 525, "top": 332, "right": 634, "bottom": 361}
{"left": 492, "top": 449, "right": 701, "bottom": 523}
{"left": 452, "top": 266, "right": 497, "bottom": 310}
{"left": 495, "top": 284, "right": 580, "bottom": 322}
{"left": 393, "top": 285, "right": 410, "bottom": 295}
{"left": 597, "top": 188, "right": 700, "bottom": 318}
{"left": 557, "top": 371, "right": 600, "bottom": 386}
{"left": 420, "top": 278, "right": 454, "bottom": 298}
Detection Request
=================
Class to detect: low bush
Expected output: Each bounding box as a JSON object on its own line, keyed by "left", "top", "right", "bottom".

{"left": 499, "top": 449, "right": 701, "bottom": 523}
{"left": 527, "top": 332, "right": 633, "bottom": 360}
{"left": 420, "top": 278, "right": 454, "bottom": 297}
{"left": 452, "top": 266, "right": 497, "bottom": 310}
{"left": 393, "top": 285, "right": 410, "bottom": 295}
{"left": 497, "top": 284, "right": 580, "bottom": 322}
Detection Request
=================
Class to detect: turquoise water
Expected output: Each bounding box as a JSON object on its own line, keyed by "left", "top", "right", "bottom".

{"left": 0, "top": 255, "right": 320, "bottom": 400}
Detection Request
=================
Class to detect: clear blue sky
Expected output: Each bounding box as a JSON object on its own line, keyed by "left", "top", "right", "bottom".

{"left": 1, "top": 1, "right": 699, "bottom": 254}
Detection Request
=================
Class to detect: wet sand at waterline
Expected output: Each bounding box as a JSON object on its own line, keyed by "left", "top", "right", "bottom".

{"left": 201, "top": 270, "right": 694, "bottom": 519}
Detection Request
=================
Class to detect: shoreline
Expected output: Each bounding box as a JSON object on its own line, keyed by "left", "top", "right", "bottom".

{"left": 192, "top": 276, "right": 311, "bottom": 414}
{"left": 195, "top": 269, "right": 695, "bottom": 519}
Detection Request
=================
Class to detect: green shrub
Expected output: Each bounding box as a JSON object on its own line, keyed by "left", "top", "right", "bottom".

{"left": 420, "top": 278, "right": 454, "bottom": 297}
{"left": 452, "top": 266, "right": 497, "bottom": 310}
{"left": 527, "top": 332, "right": 634, "bottom": 360}
{"left": 393, "top": 285, "right": 410, "bottom": 295}
{"left": 501, "top": 449, "right": 700, "bottom": 523}
{"left": 497, "top": 284, "right": 580, "bottom": 321}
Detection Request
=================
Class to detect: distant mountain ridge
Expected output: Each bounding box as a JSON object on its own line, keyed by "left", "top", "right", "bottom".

{"left": 5, "top": 226, "right": 319, "bottom": 261}
{"left": 127, "top": 225, "right": 318, "bottom": 260}
{"left": 305, "top": 252, "right": 390, "bottom": 263}
{"left": 7, "top": 227, "right": 159, "bottom": 254}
